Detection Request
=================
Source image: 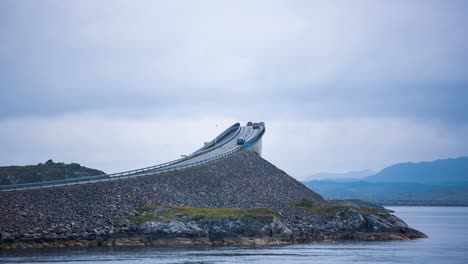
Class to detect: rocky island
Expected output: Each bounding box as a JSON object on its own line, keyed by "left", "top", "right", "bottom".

{"left": 0, "top": 150, "right": 426, "bottom": 249}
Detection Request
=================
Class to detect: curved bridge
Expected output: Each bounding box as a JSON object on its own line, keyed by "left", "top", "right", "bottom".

{"left": 0, "top": 122, "right": 265, "bottom": 192}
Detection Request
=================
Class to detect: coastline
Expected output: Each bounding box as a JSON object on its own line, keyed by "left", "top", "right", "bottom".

{"left": 1, "top": 204, "right": 427, "bottom": 250}
{"left": 1, "top": 206, "right": 464, "bottom": 264}
{"left": 0, "top": 152, "right": 427, "bottom": 251}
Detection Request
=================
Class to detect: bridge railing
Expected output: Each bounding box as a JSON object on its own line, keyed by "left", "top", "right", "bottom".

{"left": 0, "top": 146, "right": 244, "bottom": 192}
{"left": 190, "top": 123, "right": 241, "bottom": 155}
{"left": 110, "top": 146, "right": 243, "bottom": 180}
{"left": 105, "top": 122, "right": 242, "bottom": 177}
{"left": 247, "top": 125, "right": 265, "bottom": 145}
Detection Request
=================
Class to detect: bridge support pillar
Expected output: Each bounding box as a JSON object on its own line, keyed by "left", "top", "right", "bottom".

{"left": 251, "top": 138, "right": 262, "bottom": 156}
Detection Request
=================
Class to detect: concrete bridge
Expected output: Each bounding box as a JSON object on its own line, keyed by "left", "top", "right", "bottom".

{"left": 0, "top": 122, "right": 265, "bottom": 192}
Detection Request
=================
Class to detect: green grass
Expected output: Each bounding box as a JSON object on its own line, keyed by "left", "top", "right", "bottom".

{"left": 163, "top": 207, "right": 277, "bottom": 218}
{"left": 129, "top": 214, "right": 155, "bottom": 225}
{"left": 291, "top": 198, "right": 315, "bottom": 207}
{"left": 130, "top": 205, "right": 278, "bottom": 224}
{"left": 307, "top": 205, "right": 351, "bottom": 218}
{"left": 291, "top": 199, "right": 382, "bottom": 219}
{"left": 136, "top": 204, "right": 159, "bottom": 213}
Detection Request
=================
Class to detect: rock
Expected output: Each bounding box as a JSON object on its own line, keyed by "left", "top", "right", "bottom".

{"left": 382, "top": 214, "right": 408, "bottom": 229}
{"left": 364, "top": 214, "right": 394, "bottom": 231}
{"left": 271, "top": 218, "right": 293, "bottom": 238}
{"left": 96, "top": 237, "right": 104, "bottom": 246}
{"left": 2, "top": 232, "right": 16, "bottom": 243}
{"left": 332, "top": 208, "right": 366, "bottom": 231}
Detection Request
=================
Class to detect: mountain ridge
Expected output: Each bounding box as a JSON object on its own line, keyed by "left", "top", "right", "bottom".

{"left": 303, "top": 156, "right": 468, "bottom": 205}
{"left": 365, "top": 156, "right": 468, "bottom": 186}
{"left": 304, "top": 170, "right": 375, "bottom": 181}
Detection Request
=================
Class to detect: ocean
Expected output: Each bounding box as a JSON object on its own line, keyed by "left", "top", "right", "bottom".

{"left": 1, "top": 206, "right": 467, "bottom": 264}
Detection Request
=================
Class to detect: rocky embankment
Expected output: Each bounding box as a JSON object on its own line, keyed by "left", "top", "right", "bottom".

{"left": 0, "top": 151, "right": 426, "bottom": 249}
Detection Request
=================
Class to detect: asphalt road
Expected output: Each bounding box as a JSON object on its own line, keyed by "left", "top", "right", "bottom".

{"left": 167, "top": 125, "right": 259, "bottom": 168}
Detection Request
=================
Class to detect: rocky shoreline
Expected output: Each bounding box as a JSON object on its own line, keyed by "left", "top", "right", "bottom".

{"left": 0, "top": 202, "right": 426, "bottom": 250}
{"left": 0, "top": 151, "right": 427, "bottom": 250}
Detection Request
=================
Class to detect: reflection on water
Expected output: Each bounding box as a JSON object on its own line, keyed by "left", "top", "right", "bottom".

{"left": 1, "top": 207, "right": 467, "bottom": 264}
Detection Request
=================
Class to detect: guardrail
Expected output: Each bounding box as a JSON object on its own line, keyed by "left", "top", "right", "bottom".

{"left": 0, "top": 123, "right": 265, "bottom": 192}
{"left": 188, "top": 124, "right": 241, "bottom": 159}
{"left": 190, "top": 123, "right": 241, "bottom": 155}
{"left": 0, "top": 146, "right": 245, "bottom": 192}
{"left": 246, "top": 124, "right": 265, "bottom": 145}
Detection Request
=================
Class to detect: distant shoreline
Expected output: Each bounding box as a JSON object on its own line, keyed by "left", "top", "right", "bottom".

{"left": 374, "top": 201, "right": 468, "bottom": 207}
{"left": 382, "top": 205, "right": 468, "bottom": 207}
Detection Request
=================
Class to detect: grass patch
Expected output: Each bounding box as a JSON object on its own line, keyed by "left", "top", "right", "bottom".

{"left": 291, "top": 199, "right": 382, "bottom": 219}
{"left": 327, "top": 200, "right": 382, "bottom": 215}
{"left": 136, "top": 204, "right": 159, "bottom": 213}
{"left": 313, "top": 206, "right": 354, "bottom": 218}
{"left": 132, "top": 204, "right": 278, "bottom": 223}
{"left": 291, "top": 198, "right": 315, "bottom": 207}
{"left": 129, "top": 204, "right": 159, "bottom": 225}
{"left": 129, "top": 214, "right": 155, "bottom": 225}
{"left": 163, "top": 207, "right": 277, "bottom": 219}
{"left": 356, "top": 207, "right": 381, "bottom": 215}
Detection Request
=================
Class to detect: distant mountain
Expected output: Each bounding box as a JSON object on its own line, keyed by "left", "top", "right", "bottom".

{"left": 304, "top": 170, "right": 375, "bottom": 181}
{"left": 304, "top": 181, "right": 468, "bottom": 205}
{"left": 0, "top": 159, "right": 105, "bottom": 185}
{"left": 303, "top": 157, "right": 468, "bottom": 205}
{"left": 364, "top": 157, "right": 468, "bottom": 186}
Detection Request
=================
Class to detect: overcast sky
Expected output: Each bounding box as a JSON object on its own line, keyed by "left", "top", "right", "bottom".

{"left": 1, "top": 0, "right": 467, "bottom": 180}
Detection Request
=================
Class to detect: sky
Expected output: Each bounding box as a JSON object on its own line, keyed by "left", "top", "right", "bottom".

{"left": 1, "top": 0, "right": 467, "bottom": 180}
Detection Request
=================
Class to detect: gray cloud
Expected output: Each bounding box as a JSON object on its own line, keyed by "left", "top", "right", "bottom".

{"left": 0, "top": 0, "right": 467, "bottom": 178}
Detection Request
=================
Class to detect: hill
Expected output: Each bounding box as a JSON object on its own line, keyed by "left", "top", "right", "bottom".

{"left": 0, "top": 159, "right": 105, "bottom": 185}
{"left": 0, "top": 150, "right": 424, "bottom": 249}
{"left": 303, "top": 170, "right": 374, "bottom": 181}
{"left": 364, "top": 157, "right": 468, "bottom": 186}
{"left": 303, "top": 157, "right": 468, "bottom": 205}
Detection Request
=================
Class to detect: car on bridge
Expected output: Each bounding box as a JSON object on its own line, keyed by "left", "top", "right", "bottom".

{"left": 253, "top": 123, "right": 260, "bottom": 129}
{"left": 237, "top": 137, "right": 245, "bottom": 145}
{"left": 247, "top": 121, "right": 253, "bottom": 126}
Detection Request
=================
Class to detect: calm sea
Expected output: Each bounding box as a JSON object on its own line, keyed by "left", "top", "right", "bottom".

{"left": 1, "top": 206, "right": 467, "bottom": 264}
